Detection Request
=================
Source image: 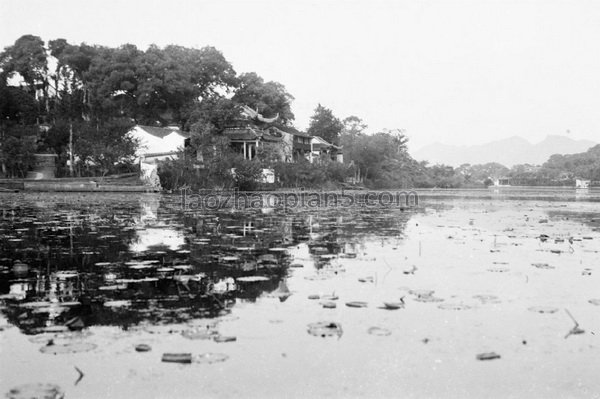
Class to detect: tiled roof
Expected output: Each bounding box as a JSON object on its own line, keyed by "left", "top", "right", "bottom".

{"left": 223, "top": 128, "right": 259, "bottom": 141}
{"left": 312, "top": 136, "right": 342, "bottom": 150}
{"left": 275, "top": 124, "right": 311, "bottom": 137}
{"left": 136, "top": 125, "right": 190, "bottom": 139}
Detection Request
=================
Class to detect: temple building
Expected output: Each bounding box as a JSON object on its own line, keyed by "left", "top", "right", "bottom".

{"left": 222, "top": 106, "right": 342, "bottom": 163}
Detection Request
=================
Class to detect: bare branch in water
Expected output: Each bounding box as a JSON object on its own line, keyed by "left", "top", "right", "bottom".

{"left": 564, "top": 309, "right": 585, "bottom": 339}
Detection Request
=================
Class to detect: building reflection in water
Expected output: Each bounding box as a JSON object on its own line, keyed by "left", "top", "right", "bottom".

{"left": 0, "top": 194, "right": 414, "bottom": 334}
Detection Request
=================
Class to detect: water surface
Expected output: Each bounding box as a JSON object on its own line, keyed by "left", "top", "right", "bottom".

{"left": 0, "top": 192, "right": 599, "bottom": 398}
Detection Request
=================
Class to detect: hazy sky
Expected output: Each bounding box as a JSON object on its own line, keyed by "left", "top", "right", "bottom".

{"left": 1, "top": 0, "right": 600, "bottom": 151}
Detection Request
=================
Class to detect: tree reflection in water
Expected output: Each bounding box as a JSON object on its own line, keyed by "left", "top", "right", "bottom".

{"left": 0, "top": 193, "right": 413, "bottom": 334}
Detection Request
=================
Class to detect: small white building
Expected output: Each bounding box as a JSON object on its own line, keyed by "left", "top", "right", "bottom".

{"left": 309, "top": 136, "right": 343, "bottom": 163}
{"left": 129, "top": 125, "right": 189, "bottom": 163}
{"left": 575, "top": 179, "right": 591, "bottom": 189}
{"left": 128, "top": 125, "right": 189, "bottom": 188}
{"left": 492, "top": 177, "right": 511, "bottom": 187}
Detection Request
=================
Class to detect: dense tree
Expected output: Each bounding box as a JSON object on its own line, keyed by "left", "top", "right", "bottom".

{"left": 539, "top": 145, "right": 600, "bottom": 181}
{"left": 0, "top": 126, "right": 37, "bottom": 178}
{"left": 232, "top": 72, "right": 294, "bottom": 124}
{"left": 0, "top": 35, "right": 48, "bottom": 95}
{"left": 307, "top": 104, "right": 343, "bottom": 144}
{"left": 72, "top": 119, "right": 137, "bottom": 176}
{"left": 341, "top": 128, "right": 414, "bottom": 187}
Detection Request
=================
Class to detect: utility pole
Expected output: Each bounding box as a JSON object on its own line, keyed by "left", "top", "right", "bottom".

{"left": 69, "top": 122, "right": 74, "bottom": 176}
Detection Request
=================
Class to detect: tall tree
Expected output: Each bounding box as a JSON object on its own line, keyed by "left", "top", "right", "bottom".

{"left": 232, "top": 72, "right": 294, "bottom": 124}
{"left": 0, "top": 35, "right": 48, "bottom": 96}
{"left": 306, "top": 104, "right": 343, "bottom": 144}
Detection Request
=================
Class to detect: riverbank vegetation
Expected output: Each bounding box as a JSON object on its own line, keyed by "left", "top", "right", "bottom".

{"left": 1, "top": 35, "right": 597, "bottom": 187}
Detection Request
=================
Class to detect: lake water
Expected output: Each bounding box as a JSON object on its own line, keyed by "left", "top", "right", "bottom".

{"left": 0, "top": 190, "right": 599, "bottom": 398}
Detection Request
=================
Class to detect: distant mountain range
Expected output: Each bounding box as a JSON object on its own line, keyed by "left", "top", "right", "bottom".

{"left": 411, "top": 135, "right": 597, "bottom": 167}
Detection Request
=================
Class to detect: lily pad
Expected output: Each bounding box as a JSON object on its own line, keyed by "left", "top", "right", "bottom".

{"left": 6, "top": 383, "right": 64, "bottom": 399}
{"left": 528, "top": 306, "right": 559, "bottom": 314}
{"left": 307, "top": 321, "right": 343, "bottom": 338}
{"left": 321, "top": 301, "right": 337, "bottom": 309}
{"left": 54, "top": 271, "right": 78, "bottom": 279}
{"left": 194, "top": 352, "right": 229, "bottom": 364}
{"left": 473, "top": 295, "right": 500, "bottom": 304}
{"left": 213, "top": 335, "right": 237, "bottom": 343}
{"left": 304, "top": 274, "right": 332, "bottom": 281}
{"left": 135, "top": 344, "right": 152, "bottom": 352}
{"left": 368, "top": 327, "right": 391, "bottom": 336}
{"left": 531, "top": 263, "right": 554, "bottom": 269}
{"left": 414, "top": 296, "right": 444, "bottom": 303}
{"left": 103, "top": 300, "right": 131, "bottom": 308}
{"left": 237, "top": 276, "right": 270, "bottom": 283}
{"left": 589, "top": 299, "right": 600, "bottom": 306}
{"left": 182, "top": 328, "right": 218, "bottom": 340}
{"left": 476, "top": 352, "right": 501, "bottom": 361}
{"left": 40, "top": 342, "right": 97, "bottom": 355}
{"left": 383, "top": 302, "right": 404, "bottom": 310}
{"left": 162, "top": 353, "right": 192, "bottom": 363}
{"left": 487, "top": 267, "right": 509, "bottom": 273}
{"left": 409, "top": 289, "right": 434, "bottom": 297}
{"left": 438, "top": 303, "right": 471, "bottom": 310}
{"left": 345, "top": 301, "right": 368, "bottom": 308}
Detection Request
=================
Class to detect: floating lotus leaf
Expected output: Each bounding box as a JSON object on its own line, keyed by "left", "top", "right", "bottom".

{"left": 194, "top": 353, "right": 229, "bottom": 364}
{"left": 162, "top": 353, "right": 192, "bottom": 364}
{"left": 6, "top": 383, "right": 64, "bottom": 399}
{"left": 54, "top": 271, "right": 78, "bottom": 279}
{"left": 321, "top": 301, "right": 337, "bottom": 309}
{"left": 103, "top": 300, "right": 131, "bottom": 308}
{"left": 20, "top": 301, "right": 54, "bottom": 309}
{"left": 368, "top": 327, "right": 391, "bottom": 336}
{"left": 304, "top": 275, "right": 331, "bottom": 281}
{"left": 473, "top": 295, "right": 500, "bottom": 304}
{"left": 476, "top": 352, "right": 501, "bottom": 361}
{"left": 307, "top": 321, "right": 343, "bottom": 338}
{"left": 345, "top": 301, "right": 368, "bottom": 308}
{"left": 531, "top": 263, "right": 554, "bottom": 269}
{"left": 98, "top": 284, "right": 127, "bottom": 291}
{"left": 409, "top": 289, "right": 434, "bottom": 297}
{"left": 128, "top": 264, "right": 152, "bottom": 269}
{"left": 213, "top": 335, "right": 236, "bottom": 343}
{"left": 135, "top": 344, "right": 152, "bottom": 352}
{"left": 528, "top": 306, "right": 559, "bottom": 314}
{"left": 182, "top": 328, "right": 218, "bottom": 340}
{"left": 383, "top": 302, "right": 404, "bottom": 310}
{"left": 94, "top": 262, "right": 112, "bottom": 267}
{"left": 589, "top": 299, "right": 600, "bottom": 306}
{"left": 236, "top": 276, "right": 270, "bottom": 283}
{"left": 487, "top": 267, "right": 509, "bottom": 273}
{"left": 40, "top": 342, "right": 97, "bottom": 354}
{"left": 268, "top": 247, "right": 288, "bottom": 252}
{"left": 438, "top": 303, "right": 471, "bottom": 310}
{"left": 414, "top": 296, "right": 444, "bottom": 303}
